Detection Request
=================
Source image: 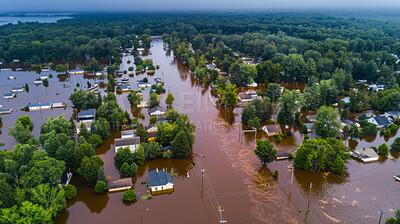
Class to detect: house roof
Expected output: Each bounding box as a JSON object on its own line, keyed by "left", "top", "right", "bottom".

{"left": 341, "top": 97, "right": 350, "bottom": 104}
{"left": 386, "top": 111, "right": 400, "bottom": 116}
{"left": 353, "top": 148, "right": 379, "bottom": 159}
{"left": 374, "top": 116, "right": 391, "bottom": 126}
{"left": 342, "top": 119, "right": 356, "bottom": 126}
{"left": 121, "top": 130, "right": 135, "bottom": 136}
{"left": 238, "top": 94, "right": 252, "bottom": 99}
{"left": 148, "top": 169, "right": 174, "bottom": 187}
{"left": 148, "top": 105, "right": 167, "bottom": 114}
{"left": 78, "top": 109, "right": 96, "bottom": 118}
{"left": 114, "top": 137, "right": 140, "bottom": 147}
{"left": 29, "top": 102, "right": 52, "bottom": 107}
{"left": 262, "top": 124, "right": 282, "bottom": 133}
{"left": 4, "top": 93, "right": 13, "bottom": 96}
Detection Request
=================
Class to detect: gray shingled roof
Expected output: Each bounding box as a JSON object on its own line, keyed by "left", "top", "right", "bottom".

{"left": 114, "top": 137, "right": 140, "bottom": 147}
{"left": 148, "top": 169, "right": 173, "bottom": 187}
{"left": 374, "top": 116, "right": 391, "bottom": 126}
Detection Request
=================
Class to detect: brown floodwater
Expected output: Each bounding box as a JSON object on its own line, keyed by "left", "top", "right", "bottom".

{"left": 1, "top": 39, "right": 400, "bottom": 223}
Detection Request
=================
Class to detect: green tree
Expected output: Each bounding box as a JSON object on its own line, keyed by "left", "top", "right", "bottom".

{"left": 165, "top": 92, "right": 175, "bottom": 106}
{"left": 16, "top": 115, "right": 33, "bottom": 129}
{"left": 93, "top": 118, "right": 111, "bottom": 139}
{"left": 77, "top": 156, "right": 105, "bottom": 186}
{"left": 73, "top": 143, "right": 95, "bottom": 172}
{"left": 128, "top": 91, "right": 143, "bottom": 105}
{"left": 241, "top": 103, "right": 256, "bottom": 124}
{"left": 148, "top": 92, "right": 159, "bottom": 108}
{"left": 378, "top": 143, "right": 389, "bottom": 156}
{"left": 385, "top": 210, "right": 400, "bottom": 224}
{"left": 0, "top": 178, "right": 15, "bottom": 208}
{"left": 62, "top": 185, "right": 77, "bottom": 200}
{"left": 171, "top": 130, "right": 192, "bottom": 158}
{"left": 217, "top": 84, "right": 238, "bottom": 108}
{"left": 282, "top": 54, "right": 306, "bottom": 82}
{"left": 114, "top": 147, "right": 133, "bottom": 169}
{"left": 349, "top": 125, "right": 360, "bottom": 139}
{"left": 122, "top": 189, "right": 137, "bottom": 202}
{"left": 87, "top": 134, "right": 103, "bottom": 148}
{"left": 341, "top": 109, "right": 349, "bottom": 120}
{"left": 135, "top": 144, "right": 146, "bottom": 165}
{"left": 254, "top": 139, "right": 277, "bottom": 164}
{"left": 30, "top": 183, "right": 66, "bottom": 218}
{"left": 95, "top": 181, "right": 108, "bottom": 194}
{"left": 391, "top": 137, "right": 400, "bottom": 151}
{"left": 0, "top": 201, "right": 52, "bottom": 224}
{"left": 266, "top": 83, "right": 281, "bottom": 103}
{"left": 312, "top": 106, "right": 341, "bottom": 138}
{"left": 277, "top": 90, "right": 303, "bottom": 124}
{"left": 248, "top": 117, "right": 261, "bottom": 129}
{"left": 8, "top": 122, "right": 35, "bottom": 145}
{"left": 119, "top": 162, "right": 137, "bottom": 177}
{"left": 332, "top": 157, "right": 345, "bottom": 174}
{"left": 149, "top": 116, "right": 157, "bottom": 124}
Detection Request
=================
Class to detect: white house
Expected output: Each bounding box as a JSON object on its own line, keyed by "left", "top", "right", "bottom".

{"left": 369, "top": 84, "right": 385, "bottom": 92}
{"left": 350, "top": 148, "right": 379, "bottom": 163}
{"left": 148, "top": 168, "right": 174, "bottom": 194}
{"left": 12, "top": 87, "right": 24, "bottom": 93}
{"left": 367, "top": 115, "right": 394, "bottom": 128}
{"left": 28, "top": 102, "right": 52, "bottom": 111}
{"left": 4, "top": 93, "right": 15, "bottom": 99}
{"left": 114, "top": 137, "right": 140, "bottom": 153}
{"left": 149, "top": 105, "right": 167, "bottom": 116}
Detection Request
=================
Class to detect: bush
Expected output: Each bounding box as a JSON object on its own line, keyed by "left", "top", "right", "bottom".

{"left": 378, "top": 143, "right": 389, "bottom": 156}
{"left": 384, "top": 129, "right": 391, "bottom": 137}
{"left": 122, "top": 189, "right": 137, "bottom": 202}
{"left": 123, "top": 70, "right": 127, "bottom": 74}
{"left": 389, "top": 124, "right": 398, "bottom": 132}
{"left": 63, "top": 185, "right": 77, "bottom": 199}
{"left": 304, "top": 134, "right": 309, "bottom": 139}
{"left": 275, "top": 135, "right": 282, "bottom": 143}
{"left": 143, "top": 77, "right": 148, "bottom": 82}
{"left": 150, "top": 116, "right": 157, "bottom": 124}
{"left": 95, "top": 181, "right": 108, "bottom": 194}
{"left": 288, "top": 153, "right": 294, "bottom": 159}
{"left": 273, "top": 169, "right": 279, "bottom": 178}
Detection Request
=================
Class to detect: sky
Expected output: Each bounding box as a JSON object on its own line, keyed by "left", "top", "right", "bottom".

{"left": 2, "top": 0, "right": 400, "bottom": 12}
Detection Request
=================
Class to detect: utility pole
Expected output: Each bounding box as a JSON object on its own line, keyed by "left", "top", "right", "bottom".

{"left": 307, "top": 182, "right": 312, "bottom": 209}
{"left": 289, "top": 165, "right": 294, "bottom": 199}
{"left": 378, "top": 209, "right": 384, "bottom": 224}
{"left": 218, "top": 206, "right": 227, "bottom": 223}
{"left": 140, "top": 208, "right": 149, "bottom": 224}
{"left": 201, "top": 167, "right": 205, "bottom": 198}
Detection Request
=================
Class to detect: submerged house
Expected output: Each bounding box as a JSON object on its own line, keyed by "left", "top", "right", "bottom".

{"left": 385, "top": 111, "right": 400, "bottom": 119}
{"left": 148, "top": 168, "right": 174, "bottom": 194}
{"left": 149, "top": 105, "right": 167, "bottom": 116}
{"left": 28, "top": 102, "right": 52, "bottom": 111}
{"left": 367, "top": 115, "right": 394, "bottom": 128}
{"left": 3, "top": 93, "right": 15, "bottom": 99}
{"left": 262, "top": 124, "right": 283, "bottom": 136}
{"left": 121, "top": 130, "right": 136, "bottom": 138}
{"left": 350, "top": 148, "right": 379, "bottom": 163}
{"left": 12, "top": 87, "right": 24, "bottom": 93}
{"left": 78, "top": 109, "right": 96, "bottom": 122}
{"left": 114, "top": 137, "right": 140, "bottom": 153}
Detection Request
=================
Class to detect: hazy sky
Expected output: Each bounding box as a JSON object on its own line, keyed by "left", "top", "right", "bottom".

{"left": 2, "top": 0, "right": 400, "bottom": 12}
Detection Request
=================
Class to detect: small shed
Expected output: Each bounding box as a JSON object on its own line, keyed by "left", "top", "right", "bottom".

{"left": 262, "top": 124, "right": 283, "bottom": 136}
{"left": 108, "top": 178, "right": 132, "bottom": 192}
{"left": 114, "top": 137, "right": 140, "bottom": 153}
{"left": 350, "top": 148, "right": 379, "bottom": 163}
{"left": 148, "top": 168, "right": 174, "bottom": 195}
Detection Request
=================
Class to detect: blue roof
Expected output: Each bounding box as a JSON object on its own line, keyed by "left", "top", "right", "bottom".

{"left": 4, "top": 93, "right": 13, "bottom": 96}
{"left": 148, "top": 169, "right": 173, "bottom": 187}
{"left": 341, "top": 98, "right": 350, "bottom": 104}
{"left": 374, "top": 116, "right": 391, "bottom": 126}
{"left": 29, "top": 102, "right": 51, "bottom": 107}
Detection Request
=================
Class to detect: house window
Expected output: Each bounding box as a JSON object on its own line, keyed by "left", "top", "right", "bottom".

{"left": 155, "top": 187, "right": 157, "bottom": 191}
{"left": 161, "top": 187, "right": 163, "bottom": 190}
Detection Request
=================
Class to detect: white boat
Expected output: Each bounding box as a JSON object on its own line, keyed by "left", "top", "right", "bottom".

{"left": 40, "top": 75, "right": 49, "bottom": 80}
{"left": 395, "top": 175, "right": 400, "bottom": 181}
{"left": 8, "top": 75, "right": 16, "bottom": 80}
{"left": 86, "top": 84, "right": 99, "bottom": 92}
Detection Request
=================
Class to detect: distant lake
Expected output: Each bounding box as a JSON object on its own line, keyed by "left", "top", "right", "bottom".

{"left": 0, "top": 14, "right": 73, "bottom": 26}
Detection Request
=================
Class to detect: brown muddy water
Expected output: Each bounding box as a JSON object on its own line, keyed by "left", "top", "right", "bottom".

{"left": 1, "top": 39, "right": 399, "bottom": 223}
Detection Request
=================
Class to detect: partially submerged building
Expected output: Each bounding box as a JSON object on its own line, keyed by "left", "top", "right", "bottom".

{"left": 367, "top": 115, "right": 394, "bottom": 128}
{"left": 148, "top": 168, "right": 174, "bottom": 195}
{"left": 262, "top": 124, "right": 283, "bottom": 136}
{"left": 114, "top": 137, "right": 140, "bottom": 153}
{"left": 350, "top": 148, "right": 379, "bottom": 163}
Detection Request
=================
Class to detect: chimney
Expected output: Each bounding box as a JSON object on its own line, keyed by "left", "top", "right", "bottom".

{"left": 156, "top": 168, "right": 158, "bottom": 173}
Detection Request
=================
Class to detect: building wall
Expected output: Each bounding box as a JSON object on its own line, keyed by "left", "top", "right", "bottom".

{"left": 115, "top": 144, "right": 138, "bottom": 153}
{"left": 150, "top": 183, "right": 174, "bottom": 192}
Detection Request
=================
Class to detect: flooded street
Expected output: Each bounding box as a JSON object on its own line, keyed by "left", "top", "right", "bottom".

{"left": 1, "top": 39, "right": 399, "bottom": 223}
